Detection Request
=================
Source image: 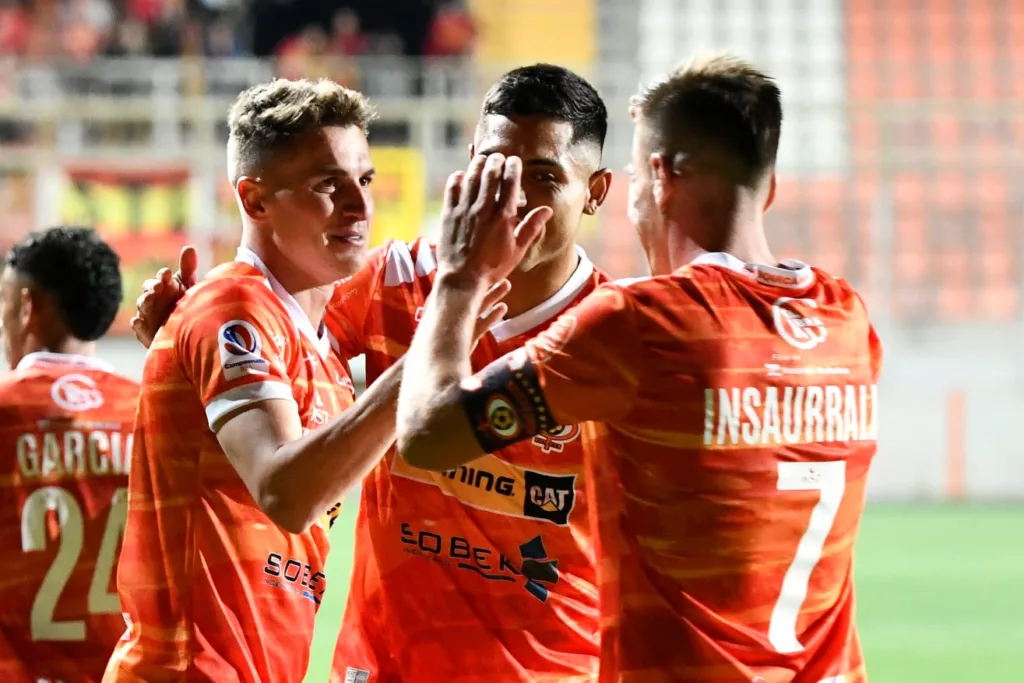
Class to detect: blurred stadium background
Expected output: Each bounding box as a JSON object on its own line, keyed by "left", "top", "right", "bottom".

{"left": 1, "top": 0, "right": 1022, "bottom": 680}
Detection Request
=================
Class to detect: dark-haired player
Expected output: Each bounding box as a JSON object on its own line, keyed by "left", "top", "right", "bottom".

{"left": 398, "top": 55, "right": 881, "bottom": 683}
{"left": 131, "top": 65, "right": 614, "bottom": 682}
{"left": 0, "top": 226, "right": 138, "bottom": 682}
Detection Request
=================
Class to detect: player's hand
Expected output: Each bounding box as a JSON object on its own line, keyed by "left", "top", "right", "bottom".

{"left": 437, "top": 154, "right": 552, "bottom": 289}
{"left": 471, "top": 279, "right": 511, "bottom": 349}
{"left": 130, "top": 245, "right": 199, "bottom": 348}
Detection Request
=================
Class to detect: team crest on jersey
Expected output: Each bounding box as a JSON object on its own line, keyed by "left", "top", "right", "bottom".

{"left": 531, "top": 424, "right": 581, "bottom": 454}
{"left": 50, "top": 374, "right": 104, "bottom": 412}
{"left": 772, "top": 298, "right": 828, "bottom": 350}
{"left": 218, "top": 320, "right": 271, "bottom": 380}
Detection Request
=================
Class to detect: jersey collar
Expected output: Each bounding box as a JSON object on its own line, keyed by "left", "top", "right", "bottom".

{"left": 235, "top": 246, "right": 333, "bottom": 359}
{"left": 689, "top": 251, "right": 816, "bottom": 289}
{"left": 16, "top": 351, "right": 115, "bottom": 374}
{"left": 488, "top": 245, "right": 595, "bottom": 343}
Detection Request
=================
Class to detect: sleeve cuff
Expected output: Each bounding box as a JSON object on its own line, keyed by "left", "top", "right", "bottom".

{"left": 205, "top": 381, "right": 297, "bottom": 431}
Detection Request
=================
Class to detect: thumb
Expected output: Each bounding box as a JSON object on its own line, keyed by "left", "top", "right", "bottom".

{"left": 178, "top": 245, "right": 199, "bottom": 287}
{"left": 514, "top": 206, "right": 552, "bottom": 251}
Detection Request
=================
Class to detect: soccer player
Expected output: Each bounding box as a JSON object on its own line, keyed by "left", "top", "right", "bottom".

{"left": 103, "top": 79, "right": 505, "bottom": 683}
{"left": 0, "top": 226, "right": 137, "bottom": 683}
{"left": 396, "top": 55, "right": 882, "bottom": 683}
{"left": 130, "top": 66, "right": 614, "bottom": 682}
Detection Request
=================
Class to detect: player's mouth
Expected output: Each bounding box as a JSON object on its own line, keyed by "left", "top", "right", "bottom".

{"left": 325, "top": 227, "right": 367, "bottom": 248}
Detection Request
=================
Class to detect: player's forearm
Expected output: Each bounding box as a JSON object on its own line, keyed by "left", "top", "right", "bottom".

{"left": 397, "top": 274, "right": 486, "bottom": 463}
{"left": 269, "top": 359, "right": 403, "bottom": 533}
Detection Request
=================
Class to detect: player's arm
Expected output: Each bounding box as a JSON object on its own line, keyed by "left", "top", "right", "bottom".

{"left": 184, "top": 283, "right": 509, "bottom": 534}
{"left": 213, "top": 359, "right": 402, "bottom": 534}
{"left": 397, "top": 281, "right": 641, "bottom": 471}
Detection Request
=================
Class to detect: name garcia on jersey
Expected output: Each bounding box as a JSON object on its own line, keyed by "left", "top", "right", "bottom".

{"left": 703, "top": 384, "right": 878, "bottom": 447}
{"left": 17, "top": 426, "right": 133, "bottom": 480}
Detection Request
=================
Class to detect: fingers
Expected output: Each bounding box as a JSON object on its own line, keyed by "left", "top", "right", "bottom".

{"left": 497, "top": 156, "right": 524, "bottom": 217}
{"left": 129, "top": 316, "right": 153, "bottom": 349}
{"left": 474, "top": 154, "right": 506, "bottom": 216}
{"left": 514, "top": 206, "right": 552, "bottom": 251}
{"left": 458, "top": 154, "right": 489, "bottom": 213}
{"left": 443, "top": 170, "right": 464, "bottom": 212}
{"left": 153, "top": 269, "right": 171, "bottom": 296}
{"left": 178, "top": 246, "right": 199, "bottom": 287}
{"left": 135, "top": 289, "right": 152, "bottom": 315}
{"left": 479, "top": 303, "right": 508, "bottom": 332}
{"left": 473, "top": 302, "right": 508, "bottom": 345}
{"left": 480, "top": 278, "right": 512, "bottom": 312}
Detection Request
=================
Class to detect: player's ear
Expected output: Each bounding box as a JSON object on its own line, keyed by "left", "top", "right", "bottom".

{"left": 236, "top": 177, "right": 267, "bottom": 221}
{"left": 762, "top": 172, "right": 777, "bottom": 213}
{"left": 18, "top": 287, "right": 34, "bottom": 331}
{"left": 584, "top": 168, "right": 613, "bottom": 215}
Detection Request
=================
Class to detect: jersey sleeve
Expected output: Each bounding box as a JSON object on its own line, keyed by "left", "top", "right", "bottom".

{"left": 324, "top": 242, "right": 390, "bottom": 359}
{"left": 459, "top": 284, "right": 643, "bottom": 454}
{"left": 175, "top": 283, "right": 297, "bottom": 430}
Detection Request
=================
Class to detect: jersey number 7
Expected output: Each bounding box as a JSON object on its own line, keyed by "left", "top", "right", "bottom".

{"left": 768, "top": 461, "right": 846, "bottom": 654}
{"left": 20, "top": 486, "right": 127, "bottom": 641}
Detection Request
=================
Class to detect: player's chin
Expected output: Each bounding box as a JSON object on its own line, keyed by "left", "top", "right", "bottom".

{"left": 325, "top": 240, "right": 369, "bottom": 277}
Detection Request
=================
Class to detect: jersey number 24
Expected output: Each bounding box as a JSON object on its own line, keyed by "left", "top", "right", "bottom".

{"left": 20, "top": 486, "right": 127, "bottom": 641}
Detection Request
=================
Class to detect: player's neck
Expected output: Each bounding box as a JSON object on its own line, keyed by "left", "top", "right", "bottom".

{"left": 239, "top": 237, "right": 333, "bottom": 330}
{"left": 668, "top": 209, "right": 775, "bottom": 273}
{"left": 503, "top": 245, "right": 580, "bottom": 319}
{"left": 31, "top": 337, "right": 96, "bottom": 359}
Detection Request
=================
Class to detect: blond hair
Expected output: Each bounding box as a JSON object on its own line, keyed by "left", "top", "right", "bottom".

{"left": 227, "top": 78, "right": 376, "bottom": 181}
{"left": 631, "top": 53, "right": 782, "bottom": 186}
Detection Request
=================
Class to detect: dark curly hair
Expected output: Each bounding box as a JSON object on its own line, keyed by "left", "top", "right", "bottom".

{"left": 6, "top": 226, "right": 123, "bottom": 341}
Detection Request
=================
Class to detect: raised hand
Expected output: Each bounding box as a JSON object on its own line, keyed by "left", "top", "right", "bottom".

{"left": 436, "top": 154, "right": 552, "bottom": 288}
{"left": 130, "top": 245, "right": 199, "bottom": 348}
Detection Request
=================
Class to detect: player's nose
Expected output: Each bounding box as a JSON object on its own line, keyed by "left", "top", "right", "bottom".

{"left": 337, "top": 181, "right": 370, "bottom": 221}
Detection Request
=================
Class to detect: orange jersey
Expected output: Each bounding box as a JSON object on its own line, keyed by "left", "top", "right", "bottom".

{"left": 105, "top": 249, "right": 355, "bottom": 683}
{"left": 464, "top": 252, "right": 882, "bottom": 683}
{"left": 326, "top": 238, "right": 606, "bottom": 682}
{"left": 0, "top": 352, "right": 138, "bottom": 683}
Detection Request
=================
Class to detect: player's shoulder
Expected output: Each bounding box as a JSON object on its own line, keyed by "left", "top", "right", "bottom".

{"left": 175, "top": 261, "right": 284, "bottom": 318}
{"left": 0, "top": 371, "right": 27, "bottom": 404}
{"left": 377, "top": 236, "right": 438, "bottom": 289}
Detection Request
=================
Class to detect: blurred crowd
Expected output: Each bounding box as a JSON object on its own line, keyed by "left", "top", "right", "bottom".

{"left": 0, "top": 0, "right": 476, "bottom": 66}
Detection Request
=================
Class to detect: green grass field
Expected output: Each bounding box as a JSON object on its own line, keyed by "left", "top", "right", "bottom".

{"left": 304, "top": 502, "right": 1024, "bottom": 682}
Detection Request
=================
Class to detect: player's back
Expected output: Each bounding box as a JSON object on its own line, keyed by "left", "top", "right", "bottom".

{"left": 0, "top": 352, "right": 139, "bottom": 683}
{"left": 107, "top": 258, "right": 354, "bottom": 683}
{"left": 590, "top": 253, "right": 880, "bottom": 682}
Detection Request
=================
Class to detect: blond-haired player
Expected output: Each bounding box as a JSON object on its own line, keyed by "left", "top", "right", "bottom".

{"left": 104, "top": 78, "right": 507, "bottom": 683}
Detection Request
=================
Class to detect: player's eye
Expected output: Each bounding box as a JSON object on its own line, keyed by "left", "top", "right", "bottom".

{"left": 532, "top": 172, "right": 558, "bottom": 184}
{"left": 359, "top": 175, "right": 373, "bottom": 187}
{"left": 314, "top": 178, "right": 337, "bottom": 193}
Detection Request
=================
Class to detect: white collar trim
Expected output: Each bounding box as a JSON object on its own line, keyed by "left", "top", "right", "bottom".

{"left": 235, "top": 246, "right": 332, "bottom": 359}
{"left": 488, "top": 245, "right": 595, "bottom": 343}
{"left": 16, "top": 351, "right": 115, "bottom": 374}
{"left": 689, "top": 251, "right": 816, "bottom": 289}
